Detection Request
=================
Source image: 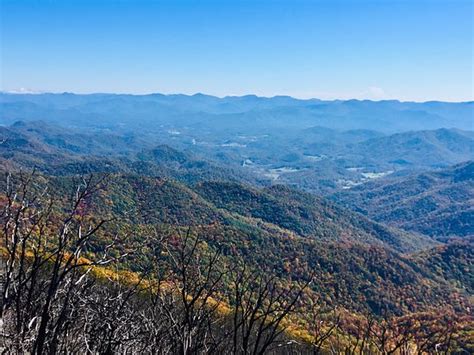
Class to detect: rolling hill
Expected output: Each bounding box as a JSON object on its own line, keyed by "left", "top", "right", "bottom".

{"left": 194, "top": 181, "right": 434, "bottom": 252}
{"left": 2, "top": 169, "right": 468, "bottom": 318}
{"left": 0, "top": 121, "right": 261, "bottom": 185}
{"left": 333, "top": 161, "right": 474, "bottom": 240}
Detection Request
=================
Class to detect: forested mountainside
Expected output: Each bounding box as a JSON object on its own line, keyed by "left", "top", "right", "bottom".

{"left": 333, "top": 162, "right": 474, "bottom": 240}
{"left": 0, "top": 168, "right": 472, "bottom": 353}
{"left": 413, "top": 240, "right": 473, "bottom": 295}
{"left": 342, "top": 129, "right": 474, "bottom": 168}
{"left": 194, "top": 181, "right": 433, "bottom": 252}
{"left": 0, "top": 122, "right": 261, "bottom": 185}
{"left": 0, "top": 169, "right": 469, "bottom": 315}
{"left": 2, "top": 170, "right": 472, "bottom": 353}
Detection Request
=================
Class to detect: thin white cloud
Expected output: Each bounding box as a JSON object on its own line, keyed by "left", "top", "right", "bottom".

{"left": 366, "top": 86, "right": 386, "bottom": 99}
{"left": 3, "top": 88, "right": 44, "bottom": 94}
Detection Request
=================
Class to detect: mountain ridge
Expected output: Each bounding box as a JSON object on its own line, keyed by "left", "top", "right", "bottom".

{"left": 333, "top": 161, "right": 474, "bottom": 239}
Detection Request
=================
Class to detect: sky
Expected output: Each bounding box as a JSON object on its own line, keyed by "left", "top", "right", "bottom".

{"left": 0, "top": 0, "right": 472, "bottom": 102}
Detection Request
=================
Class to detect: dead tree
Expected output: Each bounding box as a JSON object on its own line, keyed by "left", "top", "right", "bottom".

{"left": 157, "top": 229, "right": 228, "bottom": 354}
{"left": 228, "top": 264, "right": 310, "bottom": 355}
{"left": 0, "top": 171, "right": 120, "bottom": 354}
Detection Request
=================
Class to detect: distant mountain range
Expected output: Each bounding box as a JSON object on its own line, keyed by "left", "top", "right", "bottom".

{"left": 1, "top": 93, "right": 472, "bottom": 133}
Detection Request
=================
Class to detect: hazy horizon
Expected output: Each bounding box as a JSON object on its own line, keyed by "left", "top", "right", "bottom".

{"left": 2, "top": 89, "right": 473, "bottom": 104}
{"left": 1, "top": 0, "right": 472, "bottom": 102}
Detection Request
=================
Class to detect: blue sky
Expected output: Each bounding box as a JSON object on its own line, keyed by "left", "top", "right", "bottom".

{"left": 1, "top": 0, "right": 472, "bottom": 101}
